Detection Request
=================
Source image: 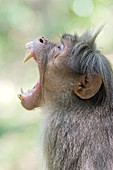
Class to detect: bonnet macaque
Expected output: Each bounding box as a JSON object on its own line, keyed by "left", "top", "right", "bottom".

{"left": 18, "top": 28, "right": 113, "bottom": 170}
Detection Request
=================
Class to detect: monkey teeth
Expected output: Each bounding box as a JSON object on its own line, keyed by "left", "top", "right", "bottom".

{"left": 23, "top": 50, "right": 33, "bottom": 63}
{"left": 23, "top": 41, "right": 34, "bottom": 63}
{"left": 18, "top": 94, "right": 26, "bottom": 100}
{"left": 18, "top": 87, "right": 35, "bottom": 101}
{"left": 19, "top": 39, "right": 41, "bottom": 109}
{"left": 21, "top": 88, "right": 24, "bottom": 94}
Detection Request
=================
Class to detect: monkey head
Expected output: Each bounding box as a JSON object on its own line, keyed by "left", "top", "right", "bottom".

{"left": 18, "top": 29, "right": 112, "bottom": 110}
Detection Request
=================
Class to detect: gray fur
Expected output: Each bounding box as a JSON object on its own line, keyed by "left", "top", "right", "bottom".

{"left": 41, "top": 29, "right": 113, "bottom": 170}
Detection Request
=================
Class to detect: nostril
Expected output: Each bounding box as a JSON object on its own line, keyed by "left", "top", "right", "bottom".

{"left": 39, "top": 38, "right": 44, "bottom": 43}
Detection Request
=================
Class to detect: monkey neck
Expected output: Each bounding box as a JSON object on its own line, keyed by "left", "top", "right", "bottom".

{"left": 43, "top": 91, "right": 110, "bottom": 116}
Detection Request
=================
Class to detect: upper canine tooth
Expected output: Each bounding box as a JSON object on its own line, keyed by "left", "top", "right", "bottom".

{"left": 26, "top": 49, "right": 30, "bottom": 55}
{"left": 23, "top": 51, "right": 33, "bottom": 63}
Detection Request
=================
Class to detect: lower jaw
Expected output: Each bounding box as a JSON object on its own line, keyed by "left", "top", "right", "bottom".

{"left": 21, "top": 81, "right": 41, "bottom": 110}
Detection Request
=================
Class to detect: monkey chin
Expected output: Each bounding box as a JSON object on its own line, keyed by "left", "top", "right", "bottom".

{"left": 18, "top": 41, "right": 41, "bottom": 110}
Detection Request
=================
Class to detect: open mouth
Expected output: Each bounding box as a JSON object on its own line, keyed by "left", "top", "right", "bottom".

{"left": 18, "top": 41, "right": 41, "bottom": 110}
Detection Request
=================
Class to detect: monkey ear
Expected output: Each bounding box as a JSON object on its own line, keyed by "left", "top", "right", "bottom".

{"left": 74, "top": 74, "right": 102, "bottom": 99}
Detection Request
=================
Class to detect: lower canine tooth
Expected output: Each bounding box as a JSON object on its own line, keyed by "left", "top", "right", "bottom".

{"left": 21, "top": 88, "right": 24, "bottom": 94}
{"left": 18, "top": 94, "right": 26, "bottom": 100}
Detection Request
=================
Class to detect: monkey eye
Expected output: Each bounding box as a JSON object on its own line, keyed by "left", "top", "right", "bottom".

{"left": 57, "top": 44, "right": 64, "bottom": 51}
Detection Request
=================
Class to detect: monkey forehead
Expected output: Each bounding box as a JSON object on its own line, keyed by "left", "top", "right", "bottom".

{"left": 62, "top": 34, "right": 73, "bottom": 39}
{"left": 61, "top": 33, "right": 78, "bottom": 43}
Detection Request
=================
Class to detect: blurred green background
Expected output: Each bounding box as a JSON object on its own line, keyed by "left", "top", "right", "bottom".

{"left": 0, "top": 0, "right": 113, "bottom": 169}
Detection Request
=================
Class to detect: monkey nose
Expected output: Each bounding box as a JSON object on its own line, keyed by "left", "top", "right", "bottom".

{"left": 39, "top": 37, "right": 46, "bottom": 44}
